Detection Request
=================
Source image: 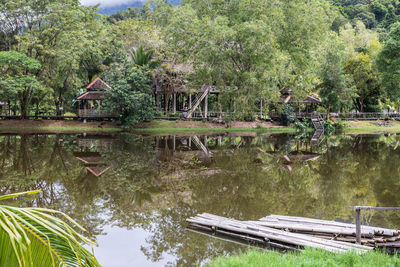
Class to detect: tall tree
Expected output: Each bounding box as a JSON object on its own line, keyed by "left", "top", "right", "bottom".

{"left": 319, "top": 36, "right": 353, "bottom": 115}
{"left": 344, "top": 41, "right": 382, "bottom": 112}
{"left": 103, "top": 62, "right": 156, "bottom": 125}
{"left": 377, "top": 22, "right": 400, "bottom": 101}
{"left": 15, "top": 0, "right": 106, "bottom": 115}
{"left": 0, "top": 51, "right": 41, "bottom": 118}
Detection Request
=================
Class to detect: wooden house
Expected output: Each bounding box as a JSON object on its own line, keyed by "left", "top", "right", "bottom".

{"left": 76, "top": 78, "right": 111, "bottom": 117}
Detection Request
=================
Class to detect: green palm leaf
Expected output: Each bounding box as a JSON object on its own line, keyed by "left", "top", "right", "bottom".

{"left": 0, "top": 191, "right": 100, "bottom": 267}
{"left": 130, "top": 46, "right": 160, "bottom": 69}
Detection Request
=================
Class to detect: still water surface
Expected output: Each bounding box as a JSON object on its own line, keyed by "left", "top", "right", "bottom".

{"left": 1, "top": 132, "right": 400, "bottom": 266}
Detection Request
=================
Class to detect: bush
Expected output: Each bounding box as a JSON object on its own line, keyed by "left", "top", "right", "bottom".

{"left": 103, "top": 64, "right": 156, "bottom": 126}
{"left": 280, "top": 104, "right": 295, "bottom": 126}
{"left": 294, "top": 119, "right": 313, "bottom": 132}
{"left": 324, "top": 119, "right": 335, "bottom": 134}
{"left": 334, "top": 120, "right": 346, "bottom": 132}
{"left": 168, "top": 113, "right": 181, "bottom": 118}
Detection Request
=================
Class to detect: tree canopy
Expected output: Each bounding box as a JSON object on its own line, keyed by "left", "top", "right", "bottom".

{"left": 0, "top": 0, "right": 399, "bottom": 124}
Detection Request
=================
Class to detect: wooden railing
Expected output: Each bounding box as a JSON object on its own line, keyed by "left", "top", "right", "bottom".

{"left": 78, "top": 109, "right": 114, "bottom": 117}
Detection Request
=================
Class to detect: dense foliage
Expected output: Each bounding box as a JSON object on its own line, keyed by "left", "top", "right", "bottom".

{"left": 103, "top": 63, "right": 156, "bottom": 125}
{"left": 1, "top": 0, "right": 400, "bottom": 124}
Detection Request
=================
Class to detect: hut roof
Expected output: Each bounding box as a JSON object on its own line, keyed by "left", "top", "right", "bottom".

{"left": 76, "top": 91, "right": 105, "bottom": 100}
{"left": 283, "top": 95, "right": 321, "bottom": 104}
{"left": 86, "top": 166, "right": 110, "bottom": 177}
{"left": 76, "top": 156, "right": 104, "bottom": 165}
{"left": 86, "top": 77, "right": 111, "bottom": 90}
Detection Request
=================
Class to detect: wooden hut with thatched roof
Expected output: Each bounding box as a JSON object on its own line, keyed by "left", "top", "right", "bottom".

{"left": 76, "top": 78, "right": 112, "bottom": 118}
{"left": 280, "top": 90, "right": 322, "bottom": 113}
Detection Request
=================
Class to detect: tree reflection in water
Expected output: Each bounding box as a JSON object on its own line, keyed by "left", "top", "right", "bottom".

{"left": 0, "top": 133, "right": 400, "bottom": 265}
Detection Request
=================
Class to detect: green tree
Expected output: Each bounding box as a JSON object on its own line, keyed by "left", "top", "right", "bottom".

{"left": 15, "top": 0, "right": 108, "bottom": 115}
{"left": 0, "top": 51, "right": 41, "bottom": 118}
{"left": 103, "top": 63, "right": 156, "bottom": 125}
{"left": 164, "top": 0, "right": 333, "bottom": 116}
{"left": 377, "top": 22, "right": 400, "bottom": 101}
{"left": 344, "top": 41, "right": 382, "bottom": 112}
{"left": 319, "top": 37, "right": 353, "bottom": 114}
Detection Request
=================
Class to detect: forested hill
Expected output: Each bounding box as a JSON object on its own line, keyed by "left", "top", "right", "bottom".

{"left": 98, "top": 2, "right": 143, "bottom": 15}
{"left": 330, "top": 0, "right": 400, "bottom": 30}
{"left": 98, "top": 0, "right": 181, "bottom": 15}
{"left": 102, "top": 0, "right": 400, "bottom": 31}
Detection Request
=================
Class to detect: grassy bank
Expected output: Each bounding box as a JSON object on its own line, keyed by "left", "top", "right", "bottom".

{"left": 343, "top": 120, "right": 400, "bottom": 134}
{"left": 0, "top": 120, "right": 121, "bottom": 133}
{"left": 134, "top": 120, "right": 295, "bottom": 135}
{"left": 208, "top": 248, "right": 399, "bottom": 267}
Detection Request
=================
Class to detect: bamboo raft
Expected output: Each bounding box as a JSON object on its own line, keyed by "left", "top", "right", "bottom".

{"left": 187, "top": 213, "right": 400, "bottom": 253}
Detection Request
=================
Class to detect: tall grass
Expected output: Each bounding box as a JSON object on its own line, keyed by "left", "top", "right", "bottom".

{"left": 208, "top": 248, "right": 399, "bottom": 267}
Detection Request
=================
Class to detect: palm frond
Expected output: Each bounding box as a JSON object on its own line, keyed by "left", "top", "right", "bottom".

{"left": 0, "top": 191, "right": 100, "bottom": 267}
{"left": 130, "top": 46, "right": 159, "bottom": 69}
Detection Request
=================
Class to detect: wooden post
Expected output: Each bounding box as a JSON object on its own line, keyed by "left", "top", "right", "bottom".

{"left": 355, "top": 207, "right": 361, "bottom": 244}
{"left": 218, "top": 136, "right": 222, "bottom": 146}
{"left": 189, "top": 94, "right": 192, "bottom": 109}
{"left": 189, "top": 136, "right": 192, "bottom": 148}
{"left": 156, "top": 93, "right": 160, "bottom": 110}
{"left": 173, "top": 93, "right": 177, "bottom": 113}
{"left": 173, "top": 135, "right": 176, "bottom": 151}
{"left": 205, "top": 94, "right": 208, "bottom": 119}
{"left": 260, "top": 99, "right": 263, "bottom": 118}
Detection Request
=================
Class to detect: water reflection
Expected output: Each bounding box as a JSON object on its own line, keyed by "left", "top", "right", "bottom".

{"left": 1, "top": 133, "right": 400, "bottom": 266}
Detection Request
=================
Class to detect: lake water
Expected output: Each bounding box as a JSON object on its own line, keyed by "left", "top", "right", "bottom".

{"left": 1, "top": 132, "right": 400, "bottom": 266}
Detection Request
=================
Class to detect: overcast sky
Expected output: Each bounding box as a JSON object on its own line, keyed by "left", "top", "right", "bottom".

{"left": 80, "top": 0, "right": 146, "bottom": 7}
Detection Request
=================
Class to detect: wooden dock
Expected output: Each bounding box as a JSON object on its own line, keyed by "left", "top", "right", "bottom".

{"left": 187, "top": 213, "right": 400, "bottom": 253}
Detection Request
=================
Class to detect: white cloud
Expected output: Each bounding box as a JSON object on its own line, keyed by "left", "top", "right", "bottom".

{"left": 80, "top": 0, "right": 146, "bottom": 8}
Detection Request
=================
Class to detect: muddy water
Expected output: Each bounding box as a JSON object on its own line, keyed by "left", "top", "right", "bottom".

{"left": 1, "top": 133, "right": 400, "bottom": 266}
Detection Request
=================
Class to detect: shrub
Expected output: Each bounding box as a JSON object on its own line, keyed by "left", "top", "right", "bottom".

{"left": 324, "top": 119, "right": 335, "bottom": 134}
{"left": 294, "top": 119, "right": 313, "bottom": 132}
{"left": 280, "top": 104, "right": 295, "bottom": 126}
{"left": 334, "top": 120, "right": 346, "bottom": 132}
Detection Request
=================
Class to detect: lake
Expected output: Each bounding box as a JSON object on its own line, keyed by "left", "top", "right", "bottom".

{"left": 1, "top": 132, "right": 400, "bottom": 266}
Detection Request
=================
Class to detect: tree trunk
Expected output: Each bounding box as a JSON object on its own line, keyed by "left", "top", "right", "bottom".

{"left": 326, "top": 101, "right": 331, "bottom": 120}
{"left": 56, "top": 90, "right": 64, "bottom": 116}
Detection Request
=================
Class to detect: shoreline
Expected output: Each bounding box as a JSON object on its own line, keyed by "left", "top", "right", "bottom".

{"left": 342, "top": 120, "right": 400, "bottom": 134}
{"left": 0, "top": 120, "right": 121, "bottom": 134}
{"left": 133, "top": 119, "right": 295, "bottom": 135}
{"left": 1, "top": 119, "right": 400, "bottom": 135}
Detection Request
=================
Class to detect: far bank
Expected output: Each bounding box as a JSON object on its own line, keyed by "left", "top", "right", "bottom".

{"left": 0, "top": 120, "right": 121, "bottom": 134}
{"left": 2, "top": 119, "right": 400, "bottom": 135}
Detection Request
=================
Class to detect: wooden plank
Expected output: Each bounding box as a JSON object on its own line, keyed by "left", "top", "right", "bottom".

{"left": 200, "top": 213, "right": 372, "bottom": 251}
{"left": 261, "top": 215, "right": 398, "bottom": 236}
{"left": 189, "top": 214, "right": 372, "bottom": 253}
